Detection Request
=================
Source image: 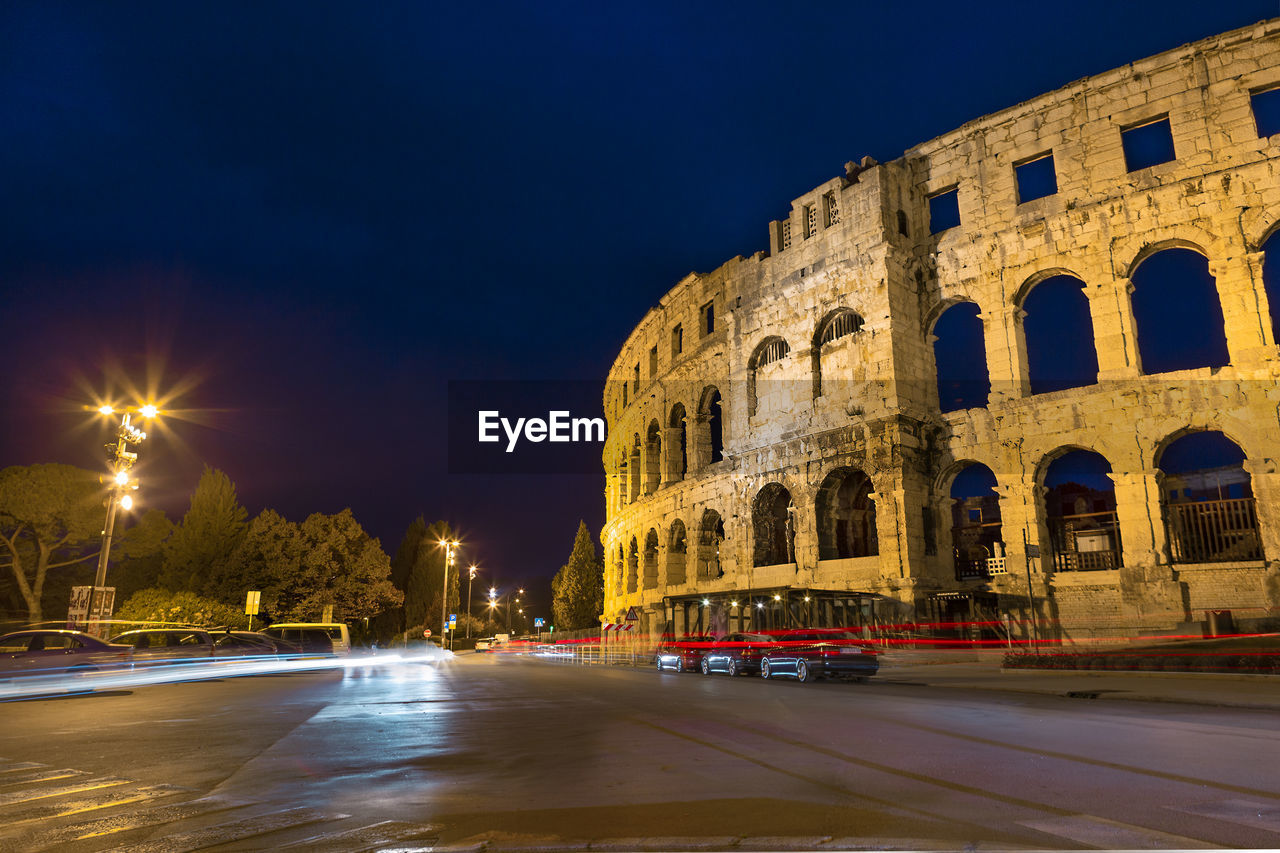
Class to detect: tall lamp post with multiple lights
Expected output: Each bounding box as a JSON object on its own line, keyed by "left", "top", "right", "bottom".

{"left": 87, "top": 404, "right": 157, "bottom": 632}
{"left": 466, "top": 564, "right": 478, "bottom": 638}
{"left": 438, "top": 538, "right": 460, "bottom": 647}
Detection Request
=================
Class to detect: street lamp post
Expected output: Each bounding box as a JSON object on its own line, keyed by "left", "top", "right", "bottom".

{"left": 466, "top": 565, "right": 477, "bottom": 638}
{"left": 87, "top": 404, "right": 154, "bottom": 633}
{"left": 439, "top": 539, "right": 459, "bottom": 647}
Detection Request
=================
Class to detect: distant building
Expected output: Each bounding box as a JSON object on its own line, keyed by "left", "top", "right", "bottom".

{"left": 603, "top": 19, "right": 1280, "bottom": 641}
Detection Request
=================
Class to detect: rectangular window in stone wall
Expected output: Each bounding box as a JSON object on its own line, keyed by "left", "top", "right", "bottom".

{"left": 648, "top": 345, "right": 658, "bottom": 377}
{"left": 1121, "top": 116, "right": 1175, "bottom": 171}
{"left": 1015, "top": 152, "right": 1057, "bottom": 203}
{"left": 781, "top": 220, "right": 792, "bottom": 250}
{"left": 671, "top": 324, "right": 683, "bottom": 357}
{"left": 633, "top": 364, "right": 640, "bottom": 393}
{"left": 1253, "top": 87, "right": 1280, "bottom": 138}
{"left": 825, "top": 191, "right": 840, "bottom": 226}
{"left": 702, "top": 300, "right": 715, "bottom": 336}
{"left": 928, "top": 188, "right": 960, "bottom": 234}
{"left": 805, "top": 204, "right": 817, "bottom": 238}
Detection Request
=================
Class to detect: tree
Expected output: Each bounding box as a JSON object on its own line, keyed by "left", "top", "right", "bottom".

{"left": 217, "top": 508, "right": 402, "bottom": 623}
{"left": 404, "top": 520, "right": 459, "bottom": 637}
{"left": 159, "top": 467, "right": 247, "bottom": 592}
{"left": 114, "top": 587, "right": 244, "bottom": 630}
{"left": 0, "top": 464, "right": 103, "bottom": 623}
{"left": 371, "top": 516, "right": 427, "bottom": 641}
{"left": 111, "top": 509, "right": 175, "bottom": 601}
{"left": 551, "top": 520, "right": 604, "bottom": 631}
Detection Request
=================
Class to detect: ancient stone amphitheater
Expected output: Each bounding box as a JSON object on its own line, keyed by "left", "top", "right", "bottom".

{"left": 602, "top": 19, "right": 1280, "bottom": 644}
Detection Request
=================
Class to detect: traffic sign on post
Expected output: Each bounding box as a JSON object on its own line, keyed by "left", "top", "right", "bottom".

{"left": 245, "top": 590, "right": 261, "bottom": 615}
{"left": 625, "top": 606, "right": 639, "bottom": 621}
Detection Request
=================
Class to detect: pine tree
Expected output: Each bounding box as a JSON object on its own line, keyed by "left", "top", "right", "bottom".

{"left": 551, "top": 520, "right": 604, "bottom": 630}
{"left": 159, "top": 467, "right": 247, "bottom": 592}
{"left": 404, "top": 520, "right": 459, "bottom": 637}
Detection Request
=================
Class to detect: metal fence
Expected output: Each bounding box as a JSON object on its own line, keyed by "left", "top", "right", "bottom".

{"left": 1165, "top": 497, "right": 1262, "bottom": 564}
{"left": 1048, "top": 510, "right": 1123, "bottom": 571}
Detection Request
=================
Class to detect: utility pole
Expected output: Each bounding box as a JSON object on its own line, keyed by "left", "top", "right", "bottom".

{"left": 466, "top": 565, "right": 477, "bottom": 638}
{"left": 439, "top": 539, "right": 459, "bottom": 647}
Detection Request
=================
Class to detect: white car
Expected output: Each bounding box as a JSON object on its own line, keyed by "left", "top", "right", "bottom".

{"left": 474, "top": 638, "right": 494, "bottom": 652}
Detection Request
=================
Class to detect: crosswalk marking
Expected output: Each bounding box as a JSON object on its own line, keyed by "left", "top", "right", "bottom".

{"left": 0, "top": 768, "right": 84, "bottom": 787}
{"left": 0, "top": 762, "right": 44, "bottom": 775}
{"left": 277, "top": 820, "right": 443, "bottom": 851}
{"left": 1019, "top": 814, "right": 1219, "bottom": 849}
{"left": 0, "top": 784, "right": 187, "bottom": 827}
{"left": 1172, "top": 798, "right": 1280, "bottom": 835}
{"left": 0, "top": 777, "right": 130, "bottom": 808}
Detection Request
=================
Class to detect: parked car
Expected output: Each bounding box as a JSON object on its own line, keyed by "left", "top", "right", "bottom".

{"left": 655, "top": 637, "right": 710, "bottom": 672}
{"left": 109, "top": 628, "right": 216, "bottom": 665}
{"left": 261, "top": 624, "right": 338, "bottom": 655}
{"left": 475, "top": 637, "right": 494, "bottom": 652}
{"left": 211, "top": 630, "right": 302, "bottom": 658}
{"left": 0, "top": 630, "right": 133, "bottom": 676}
{"left": 759, "top": 630, "right": 879, "bottom": 682}
{"left": 699, "top": 633, "right": 776, "bottom": 677}
{"left": 261, "top": 623, "right": 348, "bottom": 655}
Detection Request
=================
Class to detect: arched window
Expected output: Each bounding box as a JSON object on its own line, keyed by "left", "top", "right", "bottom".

{"left": 615, "top": 546, "right": 625, "bottom": 596}
{"left": 748, "top": 337, "right": 792, "bottom": 416}
{"left": 950, "top": 463, "right": 1001, "bottom": 580}
{"left": 667, "top": 519, "right": 687, "bottom": 585}
{"left": 643, "top": 528, "right": 660, "bottom": 589}
{"left": 698, "top": 509, "right": 725, "bottom": 580}
{"left": 752, "top": 483, "right": 795, "bottom": 567}
{"left": 1158, "top": 431, "right": 1261, "bottom": 563}
{"left": 1263, "top": 229, "right": 1280, "bottom": 344}
{"left": 669, "top": 404, "right": 687, "bottom": 482}
{"left": 1131, "top": 248, "right": 1229, "bottom": 374}
{"left": 816, "top": 468, "right": 877, "bottom": 559}
{"left": 1043, "top": 449, "right": 1121, "bottom": 571}
{"left": 1022, "top": 275, "right": 1099, "bottom": 394}
{"left": 644, "top": 420, "right": 661, "bottom": 495}
{"left": 813, "top": 310, "right": 865, "bottom": 399}
{"left": 698, "top": 386, "right": 724, "bottom": 465}
{"left": 628, "top": 436, "right": 641, "bottom": 503}
{"left": 627, "top": 538, "right": 639, "bottom": 593}
{"left": 933, "top": 302, "right": 990, "bottom": 412}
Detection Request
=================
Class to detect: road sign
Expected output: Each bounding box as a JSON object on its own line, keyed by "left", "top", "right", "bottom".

{"left": 321, "top": 604, "right": 334, "bottom": 624}
{"left": 625, "top": 606, "right": 639, "bottom": 621}
{"left": 423, "top": 628, "right": 432, "bottom": 638}
{"left": 448, "top": 616, "right": 457, "bottom": 629}
{"left": 245, "top": 590, "right": 261, "bottom": 615}
{"left": 534, "top": 617, "right": 544, "bottom": 627}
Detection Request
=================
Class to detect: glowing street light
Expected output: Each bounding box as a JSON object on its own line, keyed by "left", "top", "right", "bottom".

{"left": 438, "top": 538, "right": 460, "bottom": 647}
{"left": 466, "top": 564, "right": 478, "bottom": 638}
{"left": 85, "top": 402, "right": 159, "bottom": 633}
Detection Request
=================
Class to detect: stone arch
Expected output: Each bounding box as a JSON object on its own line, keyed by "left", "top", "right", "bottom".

{"left": 949, "top": 462, "right": 1002, "bottom": 580}
{"left": 614, "top": 544, "right": 625, "bottom": 596}
{"left": 642, "top": 528, "right": 660, "bottom": 589}
{"left": 815, "top": 467, "right": 878, "bottom": 559}
{"left": 668, "top": 403, "right": 688, "bottom": 482}
{"left": 626, "top": 537, "right": 639, "bottom": 593}
{"left": 1130, "top": 247, "right": 1229, "bottom": 374}
{"left": 747, "top": 336, "right": 792, "bottom": 417}
{"left": 697, "top": 509, "right": 725, "bottom": 580}
{"left": 1262, "top": 228, "right": 1280, "bottom": 346}
{"left": 1039, "top": 447, "right": 1122, "bottom": 572}
{"left": 752, "top": 482, "right": 796, "bottom": 567}
{"left": 644, "top": 420, "right": 662, "bottom": 494}
{"left": 931, "top": 301, "right": 990, "bottom": 413}
{"left": 1155, "top": 430, "right": 1261, "bottom": 564}
{"left": 667, "top": 519, "right": 687, "bottom": 585}
{"left": 697, "top": 385, "right": 724, "bottom": 466}
{"left": 811, "top": 308, "right": 865, "bottom": 398}
{"left": 1018, "top": 274, "right": 1099, "bottom": 394}
{"left": 628, "top": 435, "right": 641, "bottom": 503}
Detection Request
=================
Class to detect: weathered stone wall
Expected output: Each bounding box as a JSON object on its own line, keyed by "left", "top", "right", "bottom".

{"left": 602, "top": 19, "right": 1280, "bottom": 639}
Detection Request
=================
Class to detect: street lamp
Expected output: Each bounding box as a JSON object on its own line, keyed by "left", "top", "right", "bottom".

{"left": 87, "top": 404, "right": 156, "bottom": 633}
{"left": 438, "top": 538, "right": 460, "bottom": 647}
{"left": 466, "top": 564, "right": 478, "bottom": 638}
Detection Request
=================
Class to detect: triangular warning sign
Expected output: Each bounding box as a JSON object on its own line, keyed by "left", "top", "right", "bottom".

{"left": 625, "top": 606, "right": 639, "bottom": 621}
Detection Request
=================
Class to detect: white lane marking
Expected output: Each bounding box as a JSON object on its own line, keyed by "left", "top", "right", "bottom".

{"left": 109, "top": 806, "right": 336, "bottom": 853}
{"left": 1173, "top": 798, "right": 1280, "bottom": 835}
{"left": 1019, "top": 814, "right": 1218, "bottom": 849}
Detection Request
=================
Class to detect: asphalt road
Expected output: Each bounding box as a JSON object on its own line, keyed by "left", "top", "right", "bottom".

{"left": 2, "top": 653, "right": 1280, "bottom": 851}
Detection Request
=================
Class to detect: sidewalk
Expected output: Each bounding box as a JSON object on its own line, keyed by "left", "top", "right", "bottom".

{"left": 876, "top": 650, "right": 1280, "bottom": 711}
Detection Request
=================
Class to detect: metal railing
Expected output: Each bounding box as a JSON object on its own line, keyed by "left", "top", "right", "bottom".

{"left": 1165, "top": 497, "right": 1262, "bottom": 564}
{"left": 1048, "top": 510, "right": 1123, "bottom": 571}
{"left": 953, "top": 521, "right": 1002, "bottom": 580}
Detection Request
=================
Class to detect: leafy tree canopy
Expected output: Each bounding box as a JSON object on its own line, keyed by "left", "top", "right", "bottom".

{"left": 113, "top": 587, "right": 245, "bottom": 632}
{"left": 0, "top": 464, "right": 103, "bottom": 622}
{"left": 160, "top": 466, "right": 247, "bottom": 592}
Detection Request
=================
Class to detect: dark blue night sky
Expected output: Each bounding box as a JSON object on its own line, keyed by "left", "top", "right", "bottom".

{"left": 2, "top": 2, "right": 1275, "bottom": 604}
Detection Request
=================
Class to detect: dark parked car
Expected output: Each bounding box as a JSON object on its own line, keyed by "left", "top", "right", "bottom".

{"left": 0, "top": 630, "right": 133, "bottom": 676}
{"left": 655, "top": 637, "right": 711, "bottom": 672}
{"left": 759, "top": 630, "right": 879, "bottom": 682}
{"left": 109, "top": 628, "right": 216, "bottom": 665}
{"left": 700, "top": 633, "right": 776, "bottom": 676}
{"left": 260, "top": 625, "right": 335, "bottom": 655}
{"left": 212, "top": 630, "right": 302, "bottom": 658}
